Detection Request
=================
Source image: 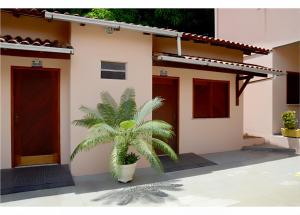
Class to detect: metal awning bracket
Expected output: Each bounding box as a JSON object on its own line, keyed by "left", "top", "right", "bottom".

{"left": 236, "top": 74, "right": 254, "bottom": 106}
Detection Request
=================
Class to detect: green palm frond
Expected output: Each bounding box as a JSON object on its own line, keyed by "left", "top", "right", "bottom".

{"left": 79, "top": 105, "right": 101, "bottom": 118}
{"left": 110, "top": 144, "right": 120, "bottom": 178}
{"left": 136, "top": 120, "right": 174, "bottom": 140}
{"left": 89, "top": 123, "right": 117, "bottom": 137}
{"left": 152, "top": 138, "right": 178, "bottom": 161}
{"left": 113, "top": 135, "right": 129, "bottom": 164}
{"left": 101, "top": 91, "right": 118, "bottom": 111}
{"left": 120, "top": 88, "right": 135, "bottom": 105}
{"left": 70, "top": 132, "right": 114, "bottom": 160}
{"left": 118, "top": 88, "right": 136, "bottom": 123}
{"left": 72, "top": 117, "right": 103, "bottom": 128}
{"left": 97, "top": 103, "right": 117, "bottom": 127}
{"left": 132, "top": 139, "right": 163, "bottom": 172}
{"left": 71, "top": 88, "right": 177, "bottom": 177}
{"left": 134, "top": 97, "right": 164, "bottom": 125}
{"left": 73, "top": 105, "right": 103, "bottom": 128}
{"left": 110, "top": 135, "right": 129, "bottom": 178}
{"left": 118, "top": 99, "right": 137, "bottom": 123}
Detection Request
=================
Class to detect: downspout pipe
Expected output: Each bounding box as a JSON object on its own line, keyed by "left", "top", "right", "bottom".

{"left": 177, "top": 35, "right": 182, "bottom": 56}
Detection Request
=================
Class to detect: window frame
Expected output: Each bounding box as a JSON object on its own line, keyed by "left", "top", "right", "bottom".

{"left": 193, "top": 78, "right": 230, "bottom": 119}
{"left": 100, "top": 60, "right": 127, "bottom": 80}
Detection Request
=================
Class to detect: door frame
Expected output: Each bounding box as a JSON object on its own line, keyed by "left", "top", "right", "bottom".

{"left": 152, "top": 75, "right": 180, "bottom": 154}
{"left": 11, "top": 66, "right": 61, "bottom": 167}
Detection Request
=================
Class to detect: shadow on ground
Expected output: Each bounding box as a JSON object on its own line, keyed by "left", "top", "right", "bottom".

{"left": 1, "top": 150, "right": 298, "bottom": 204}
{"left": 74, "top": 151, "right": 298, "bottom": 194}
{"left": 92, "top": 180, "right": 183, "bottom": 205}
{"left": 0, "top": 186, "right": 75, "bottom": 203}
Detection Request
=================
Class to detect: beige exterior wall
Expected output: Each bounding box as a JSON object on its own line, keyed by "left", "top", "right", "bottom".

{"left": 0, "top": 56, "right": 71, "bottom": 169}
{"left": 217, "top": 9, "right": 300, "bottom": 146}
{"left": 1, "top": 13, "right": 71, "bottom": 169}
{"left": 1, "top": 12, "right": 70, "bottom": 44}
{"left": 243, "top": 54, "right": 273, "bottom": 137}
{"left": 216, "top": 9, "right": 300, "bottom": 48}
{"left": 69, "top": 23, "right": 153, "bottom": 176}
{"left": 272, "top": 42, "right": 300, "bottom": 133}
{"left": 1, "top": 12, "right": 247, "bottom": 176}
{"left": 153, "top": 35, "right": 245, "bottom": 153}
{"left": 153, "top": 37, "right": 243, "bottom": 62}
{"left": 153, "top": 67, "right": 244, "bottom": 154}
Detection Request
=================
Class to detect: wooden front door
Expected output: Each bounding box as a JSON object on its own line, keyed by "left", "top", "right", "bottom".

{"left": 12, "top": 67, "right": 60, "bottom": 167}
{"left": 152, "top": 76, "right": 179, "bottom": 154}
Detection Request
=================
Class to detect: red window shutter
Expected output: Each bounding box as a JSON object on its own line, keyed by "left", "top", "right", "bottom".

{"left": 193, "top": 79, "right": 229, "bottom": 118}
{"left": 211, "top": 82, "right": 229, "bottom": 118}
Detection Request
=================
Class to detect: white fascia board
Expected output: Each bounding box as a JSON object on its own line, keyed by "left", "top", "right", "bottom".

{"left": 156, "top": 55, "right": 285, "bottom": 76}
{"left": 0, "top": 42, "right": 74, "bottom": 54}
{"left": 45, "top": 12, "right": 181, "bottom": 37}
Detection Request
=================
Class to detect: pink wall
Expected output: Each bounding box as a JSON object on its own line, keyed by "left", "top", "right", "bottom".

{"left": 217, "top": 9, "right": 300, "bottom": 146}
{"left": 216, "top": 9, "right": 300, "bottom": 48}
{"left": 1, "top": 12, "right": 71, "bottom": 169}
{"left": 1, "top": 12, "right": 70, "bottom": 43}
{"left": 153, "top": 67, "right": 245, "bottom": 155}
{"left": 69, "top": 23, "right": 153, "bottom": 176}
{"left": 272, "top": 42, "right": 300, "bottom": 133}
{"left": 153, "top": 36, "right": 243, "bottom": 62}
{"left": 1, "top": 11, "right": 249, "bottom": 176}
{"left": 1, "top": 56, "right": 71, "bottom": 169}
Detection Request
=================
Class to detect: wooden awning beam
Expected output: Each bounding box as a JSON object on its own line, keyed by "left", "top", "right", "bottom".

{"left": 236, "top": 74, "right": 254, "bottom": 106}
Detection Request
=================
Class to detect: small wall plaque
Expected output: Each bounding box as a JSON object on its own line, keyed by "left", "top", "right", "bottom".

{"left": 160, "top": 70, "right": 168, "bottom": 76}
{"left": 32, "top": 59, "right": 42, "bottom": 67}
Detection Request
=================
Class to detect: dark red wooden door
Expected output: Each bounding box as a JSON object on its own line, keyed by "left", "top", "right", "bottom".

{"left": 152, "top": 76, "right": 179, "bottom": 154}
{"left": 12, "top": 67, "right": 60, "bottom": 167}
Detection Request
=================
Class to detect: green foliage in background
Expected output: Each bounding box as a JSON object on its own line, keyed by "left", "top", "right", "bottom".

{"left": 52, "top": 9, "right": 214, "bottom": 36}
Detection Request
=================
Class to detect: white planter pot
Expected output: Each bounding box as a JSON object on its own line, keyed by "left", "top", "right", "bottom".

{"left": 118, "top": 162, "right": 137, "bottom": 183}
{"left": 287, "top": 138, "right": 300, "bottom": 155}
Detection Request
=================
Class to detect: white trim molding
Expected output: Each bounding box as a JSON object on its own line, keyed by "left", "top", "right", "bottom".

{"left": 45, "top": 12, "right": 183, "bottom": 38}
{"left": 0, "top": 42, "right": 74, "bottom": 54}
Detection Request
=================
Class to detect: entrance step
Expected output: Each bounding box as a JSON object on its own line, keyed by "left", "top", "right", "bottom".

{"left": 241, "top": 144, "right": 296, "bottom": 154}
{"left": 243, "top": 134, "right": 265, "bottom": 146}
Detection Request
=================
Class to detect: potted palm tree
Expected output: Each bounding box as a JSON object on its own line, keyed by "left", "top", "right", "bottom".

{"left": 70, "top": 88, "right": 178, "bottom": 183}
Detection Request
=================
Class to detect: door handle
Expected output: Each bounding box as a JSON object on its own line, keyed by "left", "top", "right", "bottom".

{"left": 15, "top": 114, "right": 20, "bottom": 123}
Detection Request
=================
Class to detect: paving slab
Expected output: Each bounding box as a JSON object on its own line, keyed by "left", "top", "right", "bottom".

{"left": 1, "top": 150, "right": 299, "bottom": 206}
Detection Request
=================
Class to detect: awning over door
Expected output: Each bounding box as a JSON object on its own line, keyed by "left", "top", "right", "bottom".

{"left": 153, "top": 53, "right": 284, "bottom": 77}
{"left": 153, "top": 52, "right": 286, "bottom": 106}
{"left": 0, "top": 35, "right": 74, "bottom": 59}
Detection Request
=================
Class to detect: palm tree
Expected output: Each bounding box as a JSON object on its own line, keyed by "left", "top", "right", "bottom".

{"left": 71, "top": 88, "right": 178, "bottom": 178}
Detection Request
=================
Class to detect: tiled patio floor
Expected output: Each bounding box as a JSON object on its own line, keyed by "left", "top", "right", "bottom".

{"left": 1, "top": 150, "right": 300, "bottom": 206}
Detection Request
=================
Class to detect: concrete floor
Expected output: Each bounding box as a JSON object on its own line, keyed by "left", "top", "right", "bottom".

{"left": 1, "top": 150, "right": 300, "bottom": 206}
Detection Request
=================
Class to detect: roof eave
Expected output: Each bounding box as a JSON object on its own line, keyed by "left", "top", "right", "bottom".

{"left": 45, "top": 11, "right": 181, "bottom": 38}
{"left": 0, "top": 42, "right": 74, "bottom": 54}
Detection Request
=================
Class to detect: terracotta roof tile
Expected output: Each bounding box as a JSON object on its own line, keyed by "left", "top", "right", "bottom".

{"left": 182, "top": 33, "right": 270, "bottom": 55}
{"left": 0, "top": 35, "right": 73, "bottom": 49}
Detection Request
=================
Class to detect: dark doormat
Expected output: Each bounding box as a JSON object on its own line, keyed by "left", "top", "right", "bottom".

{"left": 1, "top": 164, "right": 75, "bottom": 195}
{"left": 159, "top": 153, "right": 216, "bottom": 173}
